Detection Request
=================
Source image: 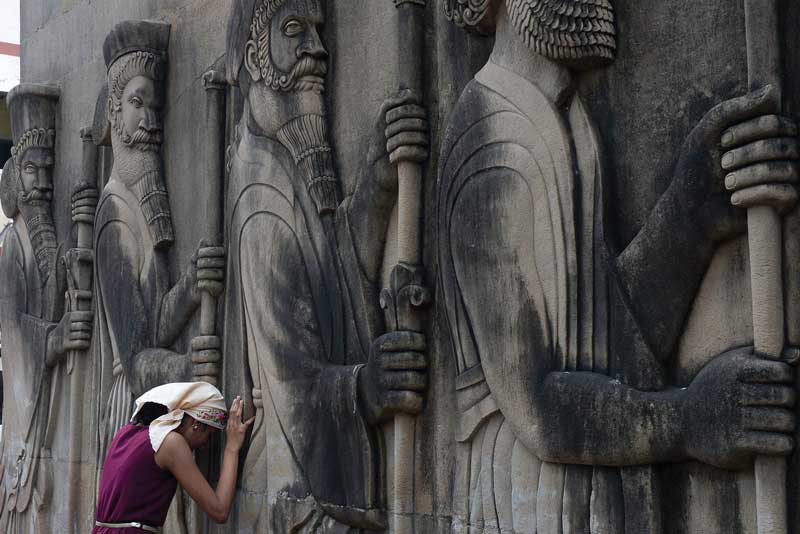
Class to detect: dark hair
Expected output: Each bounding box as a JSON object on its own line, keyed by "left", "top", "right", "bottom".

{"left": 132, "top": 402, "right": 169, "bottom": 426}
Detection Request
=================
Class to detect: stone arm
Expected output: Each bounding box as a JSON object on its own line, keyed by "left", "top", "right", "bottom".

{"left": 343, "top": 155, "right": 397, "bottom": 284}
{"left": 451, "top": 169, "right": 689, "bottom": 466}
{"left": 157, "top": 265, "right": 200, "bottom": 347}
{"left": 239, "top": 211, "right": 379, "bottom": 512}
{"left": 96, "top": 220, "right": 190, "bottom": 396}
{"left": 614, "top": 182, "right": 716, "bottom": 363}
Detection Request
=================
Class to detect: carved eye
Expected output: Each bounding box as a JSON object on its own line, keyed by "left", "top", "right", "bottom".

{"left": 23, "top": 163, "right": 36, "bottom": 174}
{"left": 283, "top": 20, "right": 303, "bottom": 37}
{"left": 130, "top": 96, "right": 143, "bottom": 108}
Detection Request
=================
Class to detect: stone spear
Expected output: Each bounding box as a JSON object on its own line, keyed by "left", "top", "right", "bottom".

{"left": 194, "top": 69, "right": 227, "bottom": 387}
{"left": 380, "top": 2, "right": 430, "bottom": 533}
{"left": 63, "top": 127, "right": 99, "bottom": 530}
{"left": 743, "top": 1, "right": 788, "bottom": 533}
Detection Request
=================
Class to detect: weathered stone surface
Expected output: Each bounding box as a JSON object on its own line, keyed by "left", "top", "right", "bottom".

{"left": 6, "top": 0, "right": 800, "bottom": 533}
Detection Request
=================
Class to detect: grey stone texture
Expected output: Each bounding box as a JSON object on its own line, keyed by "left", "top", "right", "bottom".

{"left": 5, "top": 0, "right": 800, "bottom": 533}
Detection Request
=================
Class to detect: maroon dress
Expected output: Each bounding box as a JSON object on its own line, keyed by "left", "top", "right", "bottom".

{"left": 93, "top": 424, "right": 178, "bottom": 533}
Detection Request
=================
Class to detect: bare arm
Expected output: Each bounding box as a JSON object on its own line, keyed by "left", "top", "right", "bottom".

{"left": 155, "top": 397, "right": 253, "bottom": 524}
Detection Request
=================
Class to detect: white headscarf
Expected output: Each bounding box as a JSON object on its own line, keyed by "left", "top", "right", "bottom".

{"left": 131, "top": 382, "right": 228, "bottom": 452}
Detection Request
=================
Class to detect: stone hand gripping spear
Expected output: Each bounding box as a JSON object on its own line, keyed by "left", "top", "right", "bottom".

{"left": 380, "top": 1, "right": 430, "bottom": 533}
{"left": 742, "top": 1, "right": 792, "bottom": 533}
{"left": 62, "top": 128, "right": 99, "bottom": 530}
{"left": 192, "top": 69, "right": 227, "bottom": 387}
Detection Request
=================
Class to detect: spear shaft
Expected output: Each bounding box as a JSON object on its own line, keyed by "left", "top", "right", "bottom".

{"left": 744, "top": 1, "right": 787, "bottom": 533}
{"left": 391, "top": 2, "right": 426, "bottom": 533}
{"left": 197, "top": 69, "right": 227, "bottom": 387}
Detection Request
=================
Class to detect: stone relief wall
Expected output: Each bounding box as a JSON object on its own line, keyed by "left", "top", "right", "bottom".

{"left": 4, "top": 0, "right": 800, "bottom": 533}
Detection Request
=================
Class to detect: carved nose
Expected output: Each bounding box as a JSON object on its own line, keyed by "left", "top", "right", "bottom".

{"left": 299, "top": 27, "right": 327, "bottom": 60}
{"left": 140, "top": 109, "right": 162, "bottom": 132}
{"left": 36, "top": 168, "right": 51, "bottom": 190}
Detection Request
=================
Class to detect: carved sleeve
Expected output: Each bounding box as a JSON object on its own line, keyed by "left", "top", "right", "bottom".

{"left": 614, "top": 183, "right": 716, "bottom": 363}
{"left": 96, "top": 220, "right": 191, "bottom": 395}
{"left": 239, "top": 212, "right": 378, "bottom": 510}
{"left": 451, "top": 168, "right": 687, "bottom": 466}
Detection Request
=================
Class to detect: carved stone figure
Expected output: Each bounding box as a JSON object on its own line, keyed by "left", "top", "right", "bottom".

{"left": 93, "top": 20, "right": 225, "bottom": 467}
{"left": 0, "top": 84, "right": 92, "bottom": 533}
{"left": 224, "top": 0, "right": 429, "bottom": 530}
{"left": 437, "top": 1, "right": 800, "bottom": 532}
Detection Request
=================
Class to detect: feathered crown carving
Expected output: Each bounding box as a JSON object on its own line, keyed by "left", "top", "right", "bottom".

{"left": 11, "top": 128, "right": 55, "bottom": 168}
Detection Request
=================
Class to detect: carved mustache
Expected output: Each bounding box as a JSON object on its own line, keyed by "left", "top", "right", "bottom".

{"left": 129, "top": 128, "right": 163, "bottom": 146}
{"left": 293, "top": 56, "right": 327, "bottom": 80}
{"left": 22, "top": 188, "right": 53, "bottom": 203}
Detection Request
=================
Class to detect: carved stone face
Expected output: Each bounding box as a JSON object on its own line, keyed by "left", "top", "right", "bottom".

{"left": 270, "top": 0, "right": 326, "bottom": 81}
{"left": 17, "top": 146, "right": 54, "bottom": 205}
{"left": 249, "top": 0, "right": 328, "bottom": 94}
{"left": 113, "top": 75, "right": 164, "bottom": 151}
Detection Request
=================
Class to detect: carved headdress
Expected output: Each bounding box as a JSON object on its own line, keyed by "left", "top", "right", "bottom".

{"left": 1, "top": 83, "right": 60, "bottom": 218}
{"left": 445, "top": 0, "right": 616, "bottom": 68}
{"left": 104, "top": 20, "right": 170, "bottom": 99}
{"left": 103, "top": 20, "right": 176, "bottom": 250}
{"left": 1, "top": 83, "right": 60, "bottom": 282}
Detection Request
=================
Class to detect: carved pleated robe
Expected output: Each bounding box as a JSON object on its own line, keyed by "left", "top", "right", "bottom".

{"left": 0, "top": 223, "right": 60, "bottom": 533}
{"left": 438, "top": 62, "right": 624, "bottom": 534}
{"left": 223, "top": 119, "right": 383, "bottom": 533}
{"left": 93, "top": 178, "right": 188, "bottom": 469}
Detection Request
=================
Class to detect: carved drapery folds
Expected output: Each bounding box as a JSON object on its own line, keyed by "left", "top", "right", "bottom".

{"left": 6, "top": 1, "right": 800, "bottom": 533}
{"left": 0, "top": 83, "right": 62, "bottom": 534}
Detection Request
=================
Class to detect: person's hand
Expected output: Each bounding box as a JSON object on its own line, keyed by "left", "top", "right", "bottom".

{"left": 46, "top": 309, "right": 93, "bottom": 366}
{"left": 674, "top": 85, "right": 799, "bottom": 242}
{"left": 225, "top": 396, "right": 255, "bottom": 452}
{"left": 366, "top": 90, "right": 429, "bottom": 191}
{"left": 682, "top": 347, "right": 795, "bottom": 470}
{"left": 191, "top": 335, "right": 221, "bottom": 386}
{"left": 190, "top": 240, "right": 225, "bottom": 301}
{"left": 358, "top": 331, "right": 428, "bottom": 425}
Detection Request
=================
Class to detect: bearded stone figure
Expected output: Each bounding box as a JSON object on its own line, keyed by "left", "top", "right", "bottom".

{"left": 224, "top": 0, "right": 429, "bottom": 531}
{"left": 93, "top": 20, "right": 225, "bottom": 469}
{"left": 438, "top": 0, "right": 800, "bottom": 532}
{"left": 0, "top": 84, "right": 92, "bottom": 533}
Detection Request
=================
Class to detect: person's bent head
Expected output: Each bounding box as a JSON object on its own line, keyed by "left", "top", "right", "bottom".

{"left": 131, "top": 382, "right": 228, "bottom": 453}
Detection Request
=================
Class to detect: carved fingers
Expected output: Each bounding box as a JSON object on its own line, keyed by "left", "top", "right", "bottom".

{"left": 717, "top": 98, "right": 800, "bottom": 212}
{"left": 384, "top": 91, "right": 428, "bottom": 165}
{"left": 684, "top": 349, "right": 796, "bottom": 468}
{"left": 703, "top": 85, "right": 780, "bottom": 138}
{"left": 64, "top": 309, "right": 94, "bottom": 350}
{"left": 191, "top": 335, "right": 221, "bottom": 381}
{"left": 721, "top": 114, "right": 799, "bottom": 212}
{"left": 360, "top": 331, "right": 428, "bottom": 423}
{"left": 194, "top": 241, "right": 226, "bottom": 297}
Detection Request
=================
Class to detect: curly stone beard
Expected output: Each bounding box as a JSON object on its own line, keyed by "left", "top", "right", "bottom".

{"left": 110, "top": 106, "right": 175, "bottom": 249}
{"left": 18, "top": 189, "right": 58, "bottom": 284}
{"left": 507, "top": 0, "right": 616, "bottom": 68}
{"left": 111, "top": 101, "right": 164, "bottom": 152}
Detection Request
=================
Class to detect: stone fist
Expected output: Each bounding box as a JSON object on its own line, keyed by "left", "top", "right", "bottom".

{"left": 358, "top": 331, "right": 427, "bottom": 425}
{"left": 190, "top": 241, "right": 225, "bottom": 300}
{"left": 191, "top": 335, "right": 221, "bottom": 386}
{"left": 677, "top": 85, "right": 799, "bottom": 242}
{"left": 722, "top": 110, "right": 798, "bottom": 212}
{"left": 46, "top": 309, "right": 93, "bottom": 366}
{"left": 367, "top": 90, "right": 429, "bottom": 191}
{"left": 682, "top": 347, "right": 795, "bottom": 470}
